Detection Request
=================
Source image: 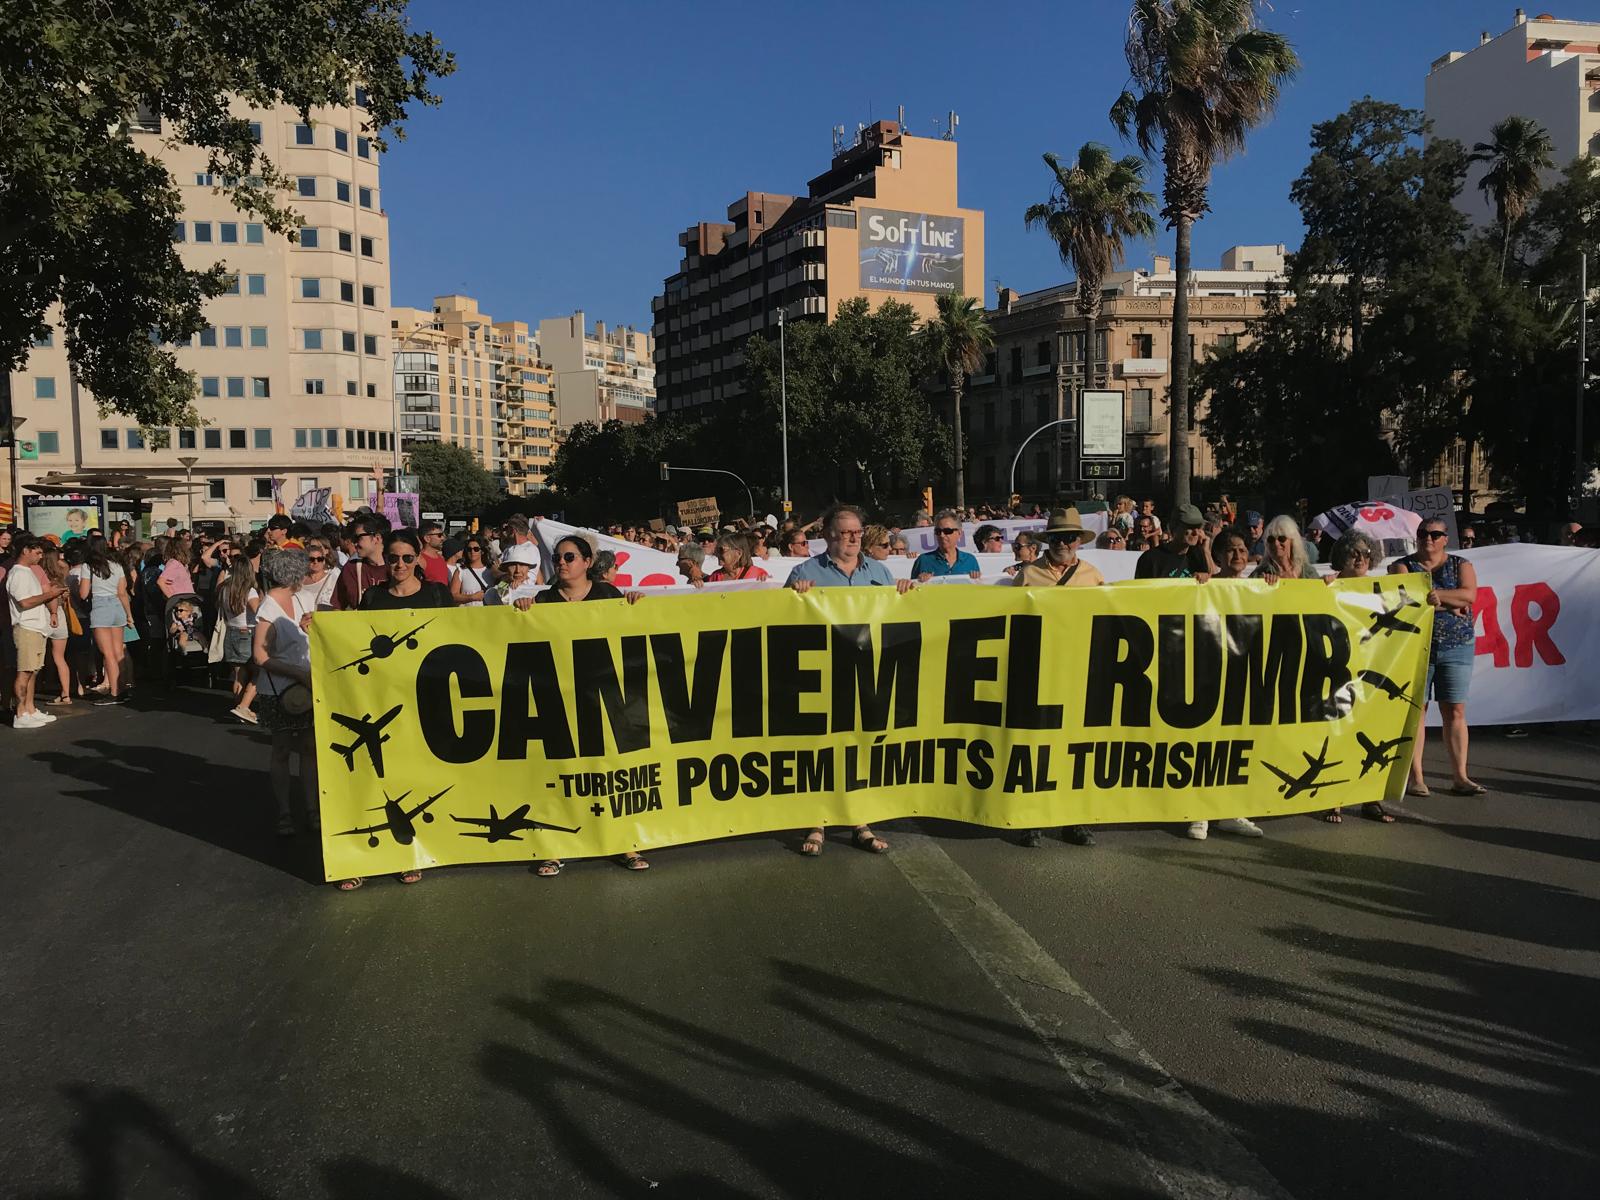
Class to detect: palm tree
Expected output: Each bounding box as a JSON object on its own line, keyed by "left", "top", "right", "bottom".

{"left": 921, "top": 293, "right": 994, "bottom": 512}
{"left": 1111, "top": 0, "right": 1298, "bottom": 508}
{"left": 1025, "top": 143, "right": 1157, "bottom": 492}
{"left": 1469, "top": 115, "right": 1555, "bottom": 277}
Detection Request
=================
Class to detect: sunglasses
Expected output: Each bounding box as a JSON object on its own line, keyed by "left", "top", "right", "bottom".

{"left": 1421, "top": 530, "right": 1448, "bottom": 540}
{"left": 385, "top": 553, "right": 416, "bottom": 564}
{"left": 1267, "top": 534, "right": 1292, "bottom": 542}
{"left": 467, "top": 545, "right": 484, "bottom": 553}
{"left": 557, "top": 551, "right": 583, "bottom": 563}
{"left": 936, "top": 527, "right": 960, "bottom": 536}
{"left": 1105, "top": 533, "right": 1124, "bottom": 542}
{"left": 307, "top": 555, "right": 326, "bottom": 563}
{"left": 981, "top": 535, "right": 1003, "bottom": 543}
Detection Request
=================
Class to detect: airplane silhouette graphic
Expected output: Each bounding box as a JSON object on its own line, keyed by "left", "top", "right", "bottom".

{"left": 336, "top": 620, "right": 435, "bottom": 675}
{"left": 335, "top": 786, "right": 451, "bottom": 848}
{"left": 328, "top": 705, "right": 403, "bottom": 776}
{"left": 451, "top": 804, "right": 581, "bottom": 843}
{"left": 1361, "top": 586, "right": 1425, "bottom": 644}
{"left": 1356, "top": 669, "right": 1421, "bottom": 709}
{"left": 1262, "top": 738, "right": 1350, "bottom": 800}
{"left": 1356, "top": 731, "right": 1412, "bottom": 777}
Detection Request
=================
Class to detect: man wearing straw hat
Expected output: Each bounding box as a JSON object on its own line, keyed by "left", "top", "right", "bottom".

{"left": 1011, "top": 507, "right": 1104, "bottom": 589}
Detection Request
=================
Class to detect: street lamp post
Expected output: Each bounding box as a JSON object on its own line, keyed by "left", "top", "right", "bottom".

{"left": 4, "top": 411, "right": 27, "bottom": 524}
{"left": 1009, "top": 418, "right": 1075, "bottom": 504}
{"left": 178, "top": 455, "right": 198, "bottom": 530}
{"left": 660, "top": 463, "right": 756, "bottom": 521}
{"left": 1579, "top": 252, "right": 1588, "bottom": 518}
{"left": 778, "top": 307, "right": 791, "bottom": 516}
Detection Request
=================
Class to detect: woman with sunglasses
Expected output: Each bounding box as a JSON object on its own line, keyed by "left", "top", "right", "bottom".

{"left": 358, "top": 531, "right": 454, "bottom": 611}
{"left": 1392, "top": 517, "right": 1483, "bottom": 798}
{"left": 451, "top": 538, "right": 495, "bottom": 606}
{"left": 709, "top": 531, "right": 770, "bottom": 581}
{"left": 1248, "top": 515, "right": 1320, "bottom": 581}
{"left": 296, "top": 537, "right": 339, "bottom": 613}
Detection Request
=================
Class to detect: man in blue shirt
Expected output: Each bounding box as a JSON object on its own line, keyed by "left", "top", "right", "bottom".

{"left": 911, "top": 509, "right": 981, "bottom": 581}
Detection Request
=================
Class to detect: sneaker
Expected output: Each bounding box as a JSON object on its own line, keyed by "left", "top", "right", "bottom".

{"left": 1187, "top": 821, "right": 1209, "bottom": 840}
{"left": 12, "top": 712, "right": 47, "bottom": 730}
{"left": 1063, "top": 825, "right": 1096, "bottom": 847}
{"left": 92, "top": 695, "right": 120, "bottom": 707}
{"left": 1215, "top": 817, "right": 1264, "bottom": 838}
{"left": 1021, "top": 829, "right": 1044, "bottom": 848}
{"left": 34, "top": 710, "right": 57, "bottom": 724}
{"left": 229, "top": 706, "right": 258, "bottom": 725}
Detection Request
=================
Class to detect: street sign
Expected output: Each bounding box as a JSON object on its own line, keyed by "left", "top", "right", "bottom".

{"left": 1080, "top": 459, "right": 1126, "bottom": 482}
{"left": 782, "top": 500, "right": 793, "bottom": 514}
{"left": 421, "top": 511, "right": 444, "bottom": 521}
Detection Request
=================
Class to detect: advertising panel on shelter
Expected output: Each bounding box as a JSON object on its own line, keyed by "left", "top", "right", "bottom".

{"left": 858, "top": 208, "right": 966, "bottom": 295}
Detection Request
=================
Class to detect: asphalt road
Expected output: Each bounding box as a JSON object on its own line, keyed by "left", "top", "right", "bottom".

{"left": 1, "top": 688, "right": 1596, "bottom": 1199}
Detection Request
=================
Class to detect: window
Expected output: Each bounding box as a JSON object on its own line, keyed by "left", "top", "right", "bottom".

{"left": 301, "top": 278, "right": 321, "bottom": 299}
{"left": 358, "top": 186, "right": 373, "bottom": 209}
{"left": 34, "top": 377, "right": 55, "bottom": 400}
{"left": 346, "top": 380, "right": 357, "bottom": 395}
{"left": 355, "top": 86, "right": 370, "bottom": 108}
{"left": 297, "top": 177, "right": 316, "bottom": 197}
{"left": 361, "top": 285, "right": 376, "bottom": 307}
{"left": 253, "top": 478, "right": 274, "bottom": 501}
{"left": 294, "top": 123, "right": 314, "bottom": 146}
{"left": 227, "top": 377, "right": 245, "bottom": 398}
{"left": 253, "top": 429, "right": 272, "bottom": 450}
{"left": 252, "top": 377, "right": 270, "bottom": 398}
{"left": 203, "top": 429, "right": 222, "bottom": 449}
{"left": 326, "top": 429, "right": 339, "bottom": 447}
{"left": 177, "top": 429, "right": 196, "bottom": 449}
{"left": 340, "top": 281, "right": 354, "bottom": 302}
{"left": 201, "top": 377, "right": 220, "bottom": 398}
{"left": 199, "top": 326, "right": 217, "bottom": 348}
{"left": 305, "top": 379, "right": 325, "bottom": 395}
{"left": 224, "top": 326, "right": 243, "bottom": 348}
{"left": 193, "top": 222, "right": 213, "bottom": 243}
{"left": 99, "top": 429, "right": 118, "bottom": 450}
{"left": 338, "top": 231, "right": 352, "bottom": 252}
{"left": 302, "top": 330, "right": 323, "bottom": 351}
{"left": 349, "top": 477, "right": 365, "bottom": 501}
{"left": 37, "top": 431, "right": 60, "bottom": 455}
{"left": 219, "top": 222, "right": 238, "bottom": 244}
{"left": 222, "top": 274, "right": 240, "bottom": 296}
{"left": 248, "top": 122, "right": 262, "bottom": 144}
{"left": 359, "top": 236, "right": 374, "bottom": 257}
{"left": 207, "top": 478, "right": 226, "bottom": 500}
{"left": 228, "top": 429, "right": 247, "bottom": 449}
{"left": 342, "top": 331, "right": 356, "bottom": 352}
{"left": 309, "top": 429, "right": 325, "bottom": 449}
{"left": 246, "top": 223, "right": 263, "bottom": 245}
{"left": 366, "top": 383, "right": 377, "bottom": 398}
{"left": 249, "top": 327, "right": 268, "bottom": 348}
{"left": 1009, "top": 347, "right": 1023, "bottom": 377}
{"left": 1036, "top": 340, "right": 1051, "bottom": 367}
{"left": 335, "top": 129, "right": 348, "bottom": 152}
{"left": 1215, "top": 333, "right": 1239, "bottom": 354}
{"left": 1010, "top": 396, "right": 1022, "bottom": 431}
{"left": 194, "top": 172, "right": 213, "bottom": 187}
{"left": 172, "top": 222, "right": 186, "bottom": 242}
{"left": 826, "top": 210, "right": 857, "bottom": 229}
{"left": 294, "top": 428, "right": 307, "bottom": 449}
{"left": 1130, "top": 388, "right": 1153, "bottom": 433}
{"left": 356, "top": 430, "right": 367, "bottom": 449}
{"left": 363, "top": 334, "right": 378, "bottom": 356}
{"left": 247, "top": 274, "right": 266, "bottom": 295}
{"left": 299, "top": 228, "right": 318, "bottom": 249}
{"left": 1131, "top": 333, "right": 1154, "bottom": 358}
{"left": 356, "top": 136, "right": 370, "bottom": 159}
{"left": 126, "top": 429, "right": 144, "bottom": 450}
{"left": 336, "top": 180, "right": 351, "bottom": 202}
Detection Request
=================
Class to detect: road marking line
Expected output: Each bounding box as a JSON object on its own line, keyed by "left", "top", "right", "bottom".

{"left": 890, "top": 832, "right": 1294, "bottom": 1200}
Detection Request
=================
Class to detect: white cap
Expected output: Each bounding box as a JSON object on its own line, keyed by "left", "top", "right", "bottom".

{"left": 502, "top": 543, "right": 539, "bottom": 566}
{"left": 764, "top": 514, "right": 778, "bottom": 529}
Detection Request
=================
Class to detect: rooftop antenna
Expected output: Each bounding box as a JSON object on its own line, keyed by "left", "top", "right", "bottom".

{"left": 832, "top": 124, "right": 846, "bottom": 154}
{"left": 897, "top": 104, "right": 905, "bottom": 128}
{"left": 942, "top": 111, "right": 960, "bottom": 140}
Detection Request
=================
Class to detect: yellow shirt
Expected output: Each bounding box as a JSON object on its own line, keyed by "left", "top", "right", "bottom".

{"left": 1012, "top": 559, "right": 1104, "bottom": 587}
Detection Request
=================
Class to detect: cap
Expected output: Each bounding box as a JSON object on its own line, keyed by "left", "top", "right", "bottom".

{"left": 1246, "top": 510, "right": 1263, "bottom": 526}
{"left": 502, "top": 543, "right": 539, "bottom": 566}
{"left": 441, "top": 536, "right": 465, "bottom": 559}
{"left": 1172, "top": 503, "right": 1205, "bottom": 529}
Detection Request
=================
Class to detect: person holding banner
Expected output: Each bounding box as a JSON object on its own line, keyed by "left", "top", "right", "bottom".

{"left": 1392, "top": 517, "right": 1484, "bottom": 798}
{"left": 1210, "top": 529, "right": 1251, "bottom": 579}
{"left": 1249, "top": 516, "right": 1320, "bottom": 582}
{"left": 709, "top": 532, "right": 769, "bottom": 582}
{"left": 912, "top": 511, "right": 981, "bottom": 581}
{"left": 1136, "top": 505, "right": 1210, "bottom": 579}
{"left": 358, "top": 531, "right": 454, "bottom": 612}
{"left": 788, "top": 504, "right": 911, "bottom": 856}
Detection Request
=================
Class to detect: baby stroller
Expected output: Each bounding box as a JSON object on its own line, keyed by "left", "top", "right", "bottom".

{"left": 164, "top": 592, "right": 211, "bottom": 683}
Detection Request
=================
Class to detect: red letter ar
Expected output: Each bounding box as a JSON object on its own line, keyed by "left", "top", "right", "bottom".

{"left": 1474, "top": 584, "right": 1564, "bottom": 668}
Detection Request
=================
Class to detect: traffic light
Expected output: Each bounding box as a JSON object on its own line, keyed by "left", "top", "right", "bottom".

{"left": 921, "top": 486, "right": 933, "bottom": 515}
{"left": 659, "top": 462, "right": 670, "bottom": 481}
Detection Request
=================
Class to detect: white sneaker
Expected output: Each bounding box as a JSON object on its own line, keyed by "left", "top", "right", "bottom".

{"left": 1215, "top": 817, "right": 1264, "bottom": 837}
{"left": 35, "top": 710, "right": 57, "bottom": 723}
{"left": 1186, "top": 821, "right": 1209, "bottom": 840}
{"left": 12, "top": 712, "right": 46, "bottom": 729}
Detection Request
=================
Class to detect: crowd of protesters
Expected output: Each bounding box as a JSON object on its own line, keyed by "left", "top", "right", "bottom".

{"left": 2, "top": 498, "right": 1588, "bottom": 893}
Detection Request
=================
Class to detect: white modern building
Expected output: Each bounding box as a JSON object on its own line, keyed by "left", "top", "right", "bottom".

{"left": 1425, "top": 9, "right": 1600, "bottom": 226}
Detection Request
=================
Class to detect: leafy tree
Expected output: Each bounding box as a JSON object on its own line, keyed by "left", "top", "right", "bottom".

{"left": 1025, "top": 143, "right": 1156, "bottom": 487}
{"left": 919, "top": 294, "right": 994, "bottom": 511}
{"left": 1111, "top": 0, "right": 1298, "bottom": 508}
{"left": 409, "top": 440, "right": 504, "bottom": 517}
{"left": 0, "top": 0, "right": 454, "bottom": 428}
{"left": 1468, "top": 115, "right": 1555, "bottom": 276}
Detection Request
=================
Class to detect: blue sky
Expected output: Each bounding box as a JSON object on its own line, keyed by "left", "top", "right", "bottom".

{"left": 385, "top": 0, "right": 1525, "bottom": 329}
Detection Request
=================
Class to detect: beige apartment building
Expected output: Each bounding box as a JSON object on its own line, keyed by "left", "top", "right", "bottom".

{"left": 536, "top": 312, "right": 655, "bottom": 429}
{"left": 392, "top": 295, "right": 557, "bottom": 496}
{"left": 7, "top": 96, "right": 398, "bottom": 528}
{"left": 1426, "top": 10, "right": 1600, "bottom": 227}
{"left": 966, "top": 246, "right": 1288, "bottom": 503}
{"left": 653, "top": 119, "right": 985, "bottom": 414}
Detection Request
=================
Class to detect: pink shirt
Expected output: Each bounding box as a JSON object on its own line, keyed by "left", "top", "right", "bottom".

{"left": 159, "top": 559, "right": 194, "bottom": 596}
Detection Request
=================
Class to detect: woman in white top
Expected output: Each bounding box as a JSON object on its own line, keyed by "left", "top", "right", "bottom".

{"left": 450, "top": 536, "right": 495, "bottom": 606}
{"left": 295, "top": 536, "right": 340, "bottom": 615}
{"left": 252, "top": 547, "right": 316, "bottom": 839}
{"left": 217, "top": 556, "right": 260, "bottom": 724}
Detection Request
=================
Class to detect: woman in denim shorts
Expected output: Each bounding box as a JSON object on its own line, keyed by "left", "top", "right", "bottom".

{"left": 1391, "top": 518, "right": 1483, "bottom": 797}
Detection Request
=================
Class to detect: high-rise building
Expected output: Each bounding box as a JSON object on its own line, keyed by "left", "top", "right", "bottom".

{"left": 1425, "top": 10, "right": 1600, "bottom": 226}
{"left": 536, "top": 312, "right": 655, "bottom": 429}
{"left": 7, "top": 96, "right": 399, "bottom": 527}
{"left": 652, "top": 119, "right": 985, "bottom": 416}
{"left": 392, "top": 295, "right": 557, "bottom": 496}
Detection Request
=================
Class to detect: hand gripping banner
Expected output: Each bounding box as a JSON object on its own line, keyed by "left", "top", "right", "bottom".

{"left": 310, "top": 577, "right": 1431, "bottom": 881}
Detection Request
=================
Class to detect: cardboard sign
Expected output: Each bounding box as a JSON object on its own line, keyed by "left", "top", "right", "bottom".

{"left": 676, "top": 496, "right": 720, "bottom": 528}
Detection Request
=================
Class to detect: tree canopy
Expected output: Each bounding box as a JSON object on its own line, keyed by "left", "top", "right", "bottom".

{"left": 408, "top": 440, "right": 503, "bottom": 516}
{"left": 0, "top": 0, "right": 454, "bottom": 428}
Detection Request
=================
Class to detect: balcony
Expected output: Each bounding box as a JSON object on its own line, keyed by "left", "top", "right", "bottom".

{"left": 1120, "top": 357, "right": 1168, "bottom": 378}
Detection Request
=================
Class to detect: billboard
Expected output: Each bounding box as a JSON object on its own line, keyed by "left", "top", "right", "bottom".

{"left": 23, "top": 494, "right": 108, "bottom": 542}
{"left": 858, "top": 208, "right": 965, "bottom": 295}
{"left": 1080, "top": 390, "right": 1125, "bottom": 458}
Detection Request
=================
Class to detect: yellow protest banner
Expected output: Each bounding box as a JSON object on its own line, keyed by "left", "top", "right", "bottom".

{"left": 310, "top": 577, "right": 1431, "bottom": 881}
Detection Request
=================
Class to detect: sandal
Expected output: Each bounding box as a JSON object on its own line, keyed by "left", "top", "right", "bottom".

{"left": 800, "top": 831, "right": 825, "bottom": 856}
{"left": 336, "top": 877, "right": 364, "bottom": 892}
{"left": 621, "top": 854, "right": 650, "bottom": 871}
{"left": 397, "top": 870, "right": 423, "bottom": 885}
{"left": 1405, "top": 782, "right": 1431, "bottom": 798}
{"left": 1449, "top": 781, "right": 1489, "bottom": 796}
{"left": 1321, "top": 808, "right": 1343, "bottom": 824}
{"left": 1362, "top": 802, "right": 1397, "bottom": 823}
{"left": 535, "top": 860, "right": 563, "bottom": 877}
{"left": 853, "top": 827, "right": 889, "bottom": 854}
